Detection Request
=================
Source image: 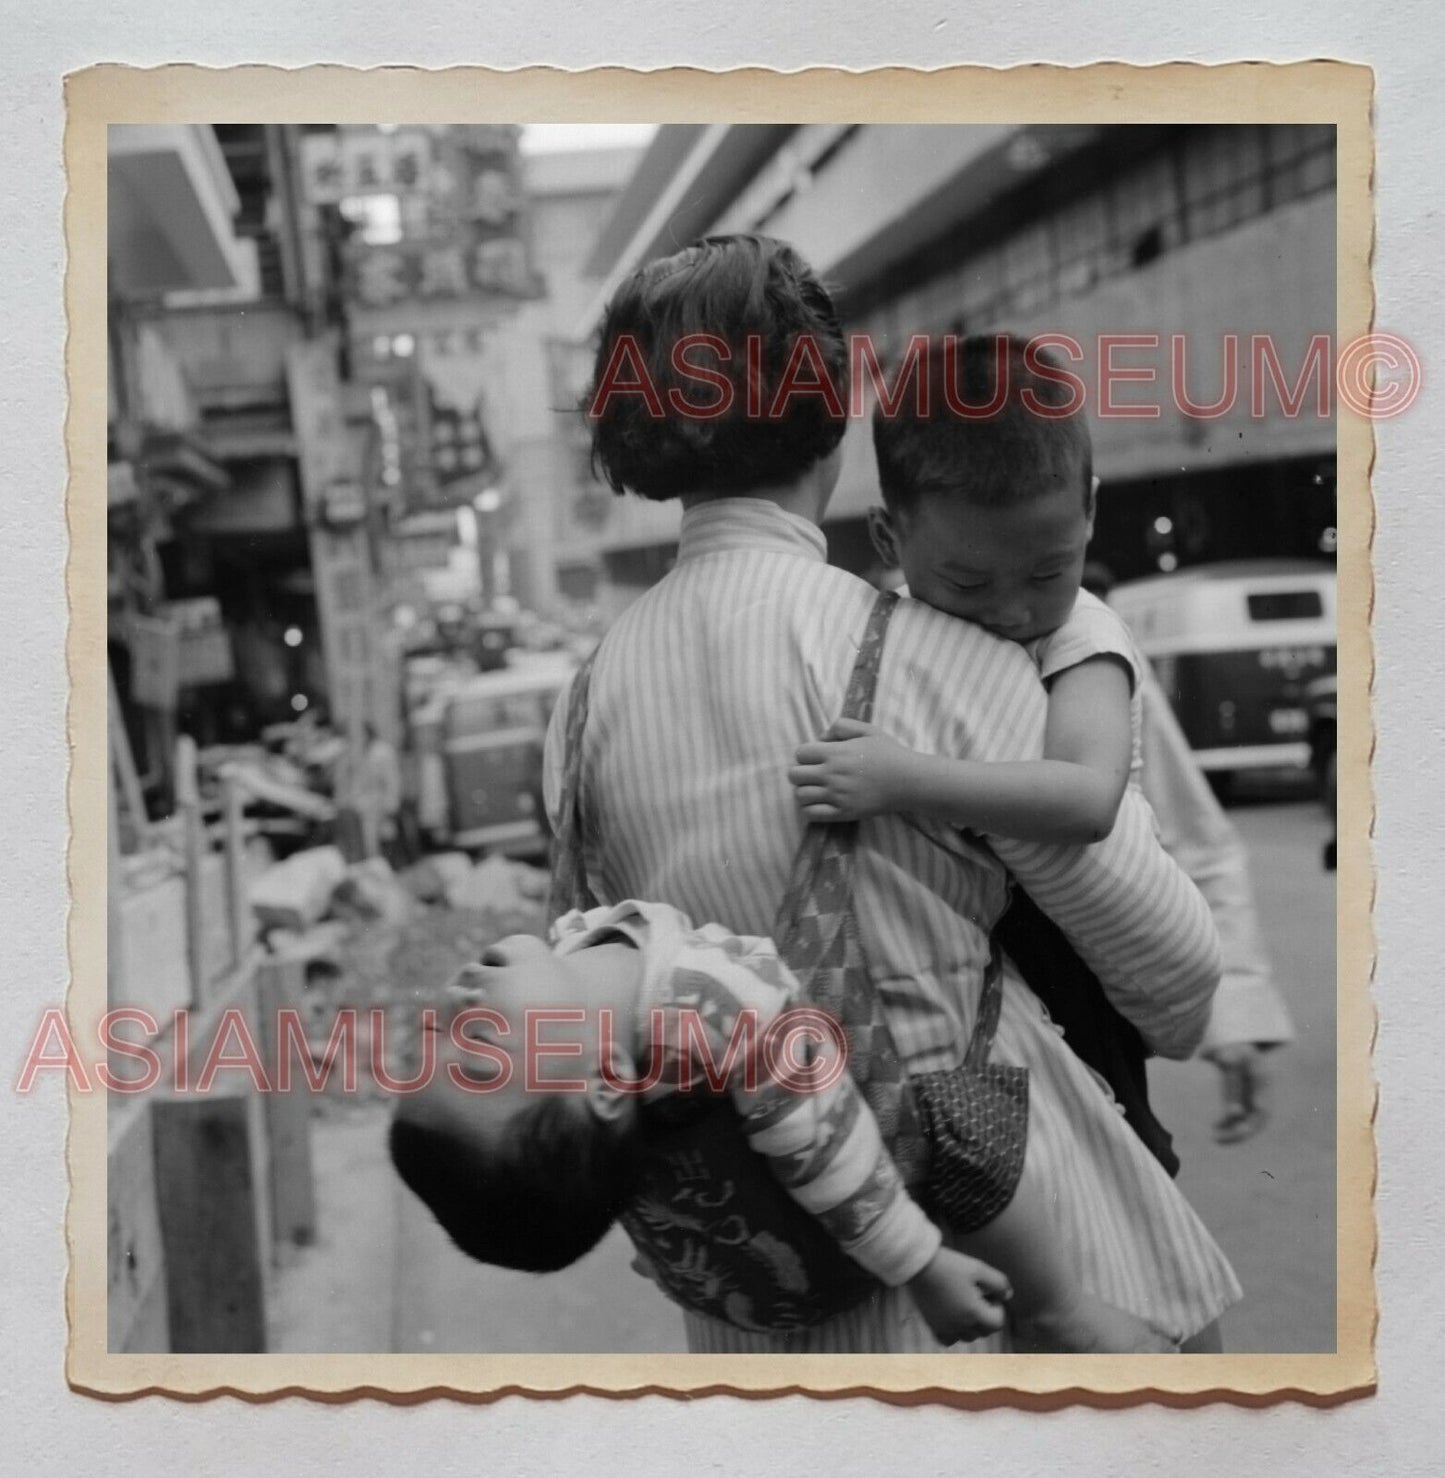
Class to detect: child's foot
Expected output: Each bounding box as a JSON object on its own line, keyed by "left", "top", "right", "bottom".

{"left": 1010, "top": 1292, "right": 1177, "bottom": 1354}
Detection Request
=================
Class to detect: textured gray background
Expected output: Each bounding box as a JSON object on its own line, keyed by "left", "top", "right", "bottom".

{"left": 4, "top": 7, "right": 1440, "bottom": 1472}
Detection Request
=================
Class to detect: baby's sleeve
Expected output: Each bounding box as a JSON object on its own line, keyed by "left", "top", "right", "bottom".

{"left": 552, "top": 904, "right": 941, "bottom": 1284}
{"left": 640, "top": 916, "right": 944, "bottom": 1287}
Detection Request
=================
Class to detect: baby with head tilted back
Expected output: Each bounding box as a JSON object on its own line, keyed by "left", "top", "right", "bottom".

{"left": 389, "top": 900, "right": 1015, "bottom": 1346}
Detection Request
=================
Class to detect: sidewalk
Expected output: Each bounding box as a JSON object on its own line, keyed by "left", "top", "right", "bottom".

{"left": 264, "top": 879, "right": 688, "bottom": 1356}
{"left": 269, "top": 1102, "right": 684, "bottom": 1355}
{"left": 392, "top": 1165, "right": 684, "bottom": 1354}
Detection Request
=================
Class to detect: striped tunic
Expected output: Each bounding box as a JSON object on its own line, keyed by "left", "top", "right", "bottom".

{"left": 543, "top": 497, "right": 1241, "bottom": 1352}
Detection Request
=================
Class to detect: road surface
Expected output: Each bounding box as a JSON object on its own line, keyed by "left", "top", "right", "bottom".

{"left": 1150, "top": 798, "right": 1338, "bottom": 1353}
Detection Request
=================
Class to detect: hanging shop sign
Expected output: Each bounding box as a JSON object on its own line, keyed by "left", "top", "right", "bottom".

{"left": 299, "top": 128, "right": 436, "bottom": 204}
{"left": 335, "top": 125, "right": 545, "bottom": 308}
{"left": 286, "top": 339, "right": 379, "bottom": 737}
{"left": 285, "top": 340, "right": 349, "bottom": 521}
{"left": 321, "top": 479, "right": 367, "bottom": 528}
{"left": 348, "top": 236, "right": 541, "bottom": 307}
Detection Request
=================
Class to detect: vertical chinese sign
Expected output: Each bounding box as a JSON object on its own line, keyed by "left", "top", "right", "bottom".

{"left": 284, "top": 337, "right": 377, "bottom": 739}
{"left": 300, "top": 125, "right": 543, "bottom": 516}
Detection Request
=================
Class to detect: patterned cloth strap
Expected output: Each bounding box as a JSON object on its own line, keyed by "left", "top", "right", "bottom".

{"left": 772, "top": 590, "right": 895, "bottom": 951}
{"left": 547, "top": 650, "right": 599, "bottom": 920}
{"left": 766, "top": 592, "right": 930, "bottom": 1187}
{"left": 963, "top": 946, "right": 1005, "bottom": 1071}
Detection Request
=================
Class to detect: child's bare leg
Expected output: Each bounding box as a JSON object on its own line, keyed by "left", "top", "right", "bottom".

{"left": 956, "top": 1143, "right": 1176, "bottom": 1353}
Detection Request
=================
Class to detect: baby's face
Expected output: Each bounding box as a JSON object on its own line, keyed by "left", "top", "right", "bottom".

{"left": 400, "top": 936, "right": 626, "bottom": 1154}
{"left": 445, "top": 934, "right": 593, "bottom": 1047}
{"left": 893, "top": 482, "right": 1093, "bottom": 645}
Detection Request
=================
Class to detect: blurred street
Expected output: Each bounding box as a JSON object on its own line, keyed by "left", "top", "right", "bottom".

{"left": 272, "top": 794, "right": 1337, "bottom": 1356}
{"left": 105, "top": 122, "right": 1342, "bottom": 1359}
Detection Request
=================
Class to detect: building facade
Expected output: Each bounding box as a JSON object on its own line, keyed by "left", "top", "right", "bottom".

{"left": 573, "top": 123, "right": 1338, "bottom": 591}
{"left": 324, "top": 127, "right": 642, "bottom": 618}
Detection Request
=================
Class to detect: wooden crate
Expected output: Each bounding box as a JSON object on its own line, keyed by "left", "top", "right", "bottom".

{"left": 106, "top": 959, "right": 314, "bottom": 1354}
{"left": 107, "top": 1106, "right": 170, "bottom": 1353}
{"left": 114, "top": 873, "right": 190, "bottom": 1019}
{"left": 127, "top": 615, "right": 182, "bottom": 710}
{"left": 176, "top": 624, "right": 234, "bottom": 687}
{"left": 126, "top": 610, "right": 234, "bottom": 710}
{"left": 151, "top": 1095, "right": 268, "bottom": 1353}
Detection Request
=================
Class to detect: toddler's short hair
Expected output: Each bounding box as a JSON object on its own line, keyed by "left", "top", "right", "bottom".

{"left": 873, "top": 334, "right": 1092, "bottom": 519}
{"left": 588, "top": 233, "right": 849, "bottom": 501}
{"left": 389, "top": 1092, "right": 636, "bottom": 1273}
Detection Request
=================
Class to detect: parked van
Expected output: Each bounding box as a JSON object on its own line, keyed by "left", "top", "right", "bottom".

{"left": 1109, "top": 559, "right": 1336, "bottom": 782}
{"left": 416, "top": 656, "right": 577, "bottom": 855}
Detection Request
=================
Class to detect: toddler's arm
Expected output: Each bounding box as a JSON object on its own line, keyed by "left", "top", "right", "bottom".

{"left": 790, "top": 654, "right": 1133, "bottom": 844}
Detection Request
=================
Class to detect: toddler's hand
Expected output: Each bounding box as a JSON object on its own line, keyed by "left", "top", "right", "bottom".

{"left": 907, "top": 1246, "right": 1012, "bottom": 1346}
{"left": 788, "top": 718, "right": 914, "bottom": 822}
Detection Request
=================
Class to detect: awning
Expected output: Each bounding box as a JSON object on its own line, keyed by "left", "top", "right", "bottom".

{"left": 109, "top": 125, "right": 259, "bottom": 300}
{"left": 392, "top": 510, "right": 460, "bottom": 537}
{"left": 203, "top": 426, "right": 299, "bottom": 461}
{"left": 140, "top": 429, "right": 231, "bottom": 496}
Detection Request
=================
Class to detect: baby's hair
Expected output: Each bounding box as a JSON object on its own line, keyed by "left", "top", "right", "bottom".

{"left": 588, "top": 233, "right": 849, "bottom": 501}
{"left": 388, "top": 1093, "right": 636, "bottom": 1273}
{"left": 873, "top": 334, "right": 1093, "bottom": 520}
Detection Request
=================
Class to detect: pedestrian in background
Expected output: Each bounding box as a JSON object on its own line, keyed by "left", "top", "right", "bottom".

{"left": 1087, "top": 560, "right": 1294, "bottom": 1144}
{"left": 357, "top": 723, "right": 403, "bottom": 862}
{"left": 334, "top": 722, "right": 402, "bottom": 863}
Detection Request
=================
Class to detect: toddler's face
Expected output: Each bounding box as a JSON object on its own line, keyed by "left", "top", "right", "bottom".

{"left": 891, "top": 481, "right": 1094, "bottom": 645}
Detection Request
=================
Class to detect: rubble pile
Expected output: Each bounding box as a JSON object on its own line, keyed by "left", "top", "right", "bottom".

{"left": 248, "top": 847, "right": 550, "bottom": 1105}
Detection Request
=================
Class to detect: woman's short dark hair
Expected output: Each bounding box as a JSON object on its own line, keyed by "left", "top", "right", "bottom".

{"left": 587, "top": 233, "right": 849, "bottom": 501}
{"left": 873, "top": 333, "right": 1093, "bottom": 518}
{"left": 388, "top": 1093, "right": 636, "bottom": 1273}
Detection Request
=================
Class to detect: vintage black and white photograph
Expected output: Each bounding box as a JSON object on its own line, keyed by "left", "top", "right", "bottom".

{"left": 70, "top": 65, "right": 1374, "bottom": 1397}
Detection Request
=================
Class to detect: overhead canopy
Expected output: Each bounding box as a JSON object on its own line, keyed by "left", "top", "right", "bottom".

{"left": 109, "top": 125, "right": 259, "bottom": 300}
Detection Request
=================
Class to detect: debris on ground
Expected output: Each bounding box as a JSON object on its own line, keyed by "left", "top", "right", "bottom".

{"left": 250, "top": 845, "right": 348, "bottom": 932}
{"left": 440, "top": 853, "right": 549, "bottom": 918}
{"left": 214, "top": 756, "right": 337, "bottom": 822}
{"left": 264, "top": 849, "right": 551, "bottom": 1110}
{"left": 401, "top": 851, "right": 473, "bottom": 905}
{"left": 330, "top": 858, "right": 415, "bottom": 927}
{"left": 266, "top": 919, "right": 351, "bottom": 968}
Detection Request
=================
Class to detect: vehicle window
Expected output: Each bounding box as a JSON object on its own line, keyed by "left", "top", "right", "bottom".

{"left": 1247, "top": 590, "right": 1324, "bottom": 621}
